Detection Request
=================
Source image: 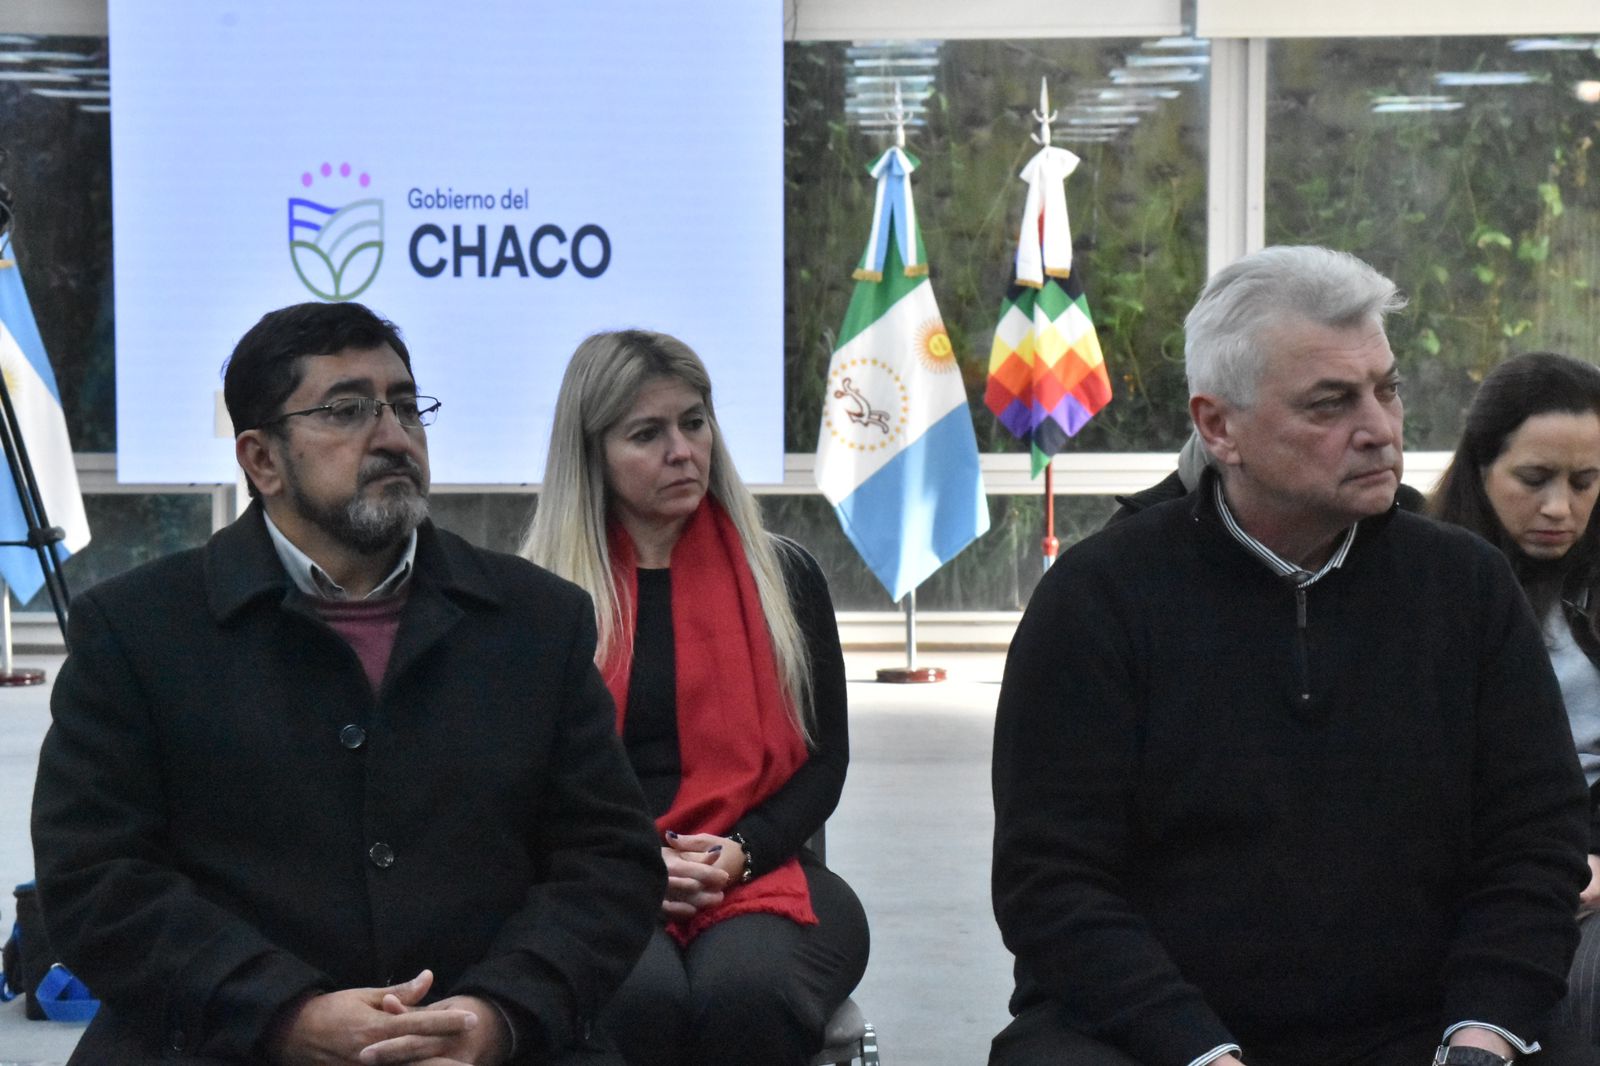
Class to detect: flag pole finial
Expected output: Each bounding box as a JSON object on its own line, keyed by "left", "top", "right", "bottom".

{"left": 889, "top": 80, "right": 908, "bottom": 149}
{"left": 1031, "top": 77, "right": 1056, "bottom": 148}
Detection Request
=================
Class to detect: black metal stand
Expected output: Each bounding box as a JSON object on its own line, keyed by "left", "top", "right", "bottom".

{"left": 0, "top": 181, "right": 72, "bottom": 661}
{"left": 0, "top": 362, "right": 71, "bottom": 647}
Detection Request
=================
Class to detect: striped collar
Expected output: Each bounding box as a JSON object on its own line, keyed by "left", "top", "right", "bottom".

{"left": 1213, "top": 478, "right": 1357, "bottom": 588}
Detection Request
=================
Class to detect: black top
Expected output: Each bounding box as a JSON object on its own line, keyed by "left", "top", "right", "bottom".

{"left": 623, "top": 568, "right": 680, "bottom": 816}
{"left": 992, "top": 475, "right": 1588, "bottom": 1065}
{"left": 618, "top": 538, "right": 849, "bottom": 873}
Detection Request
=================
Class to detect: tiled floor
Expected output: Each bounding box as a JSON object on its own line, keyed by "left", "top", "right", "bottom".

{"left": 0, "top": 650, "right": 1016, "bottom": 1066}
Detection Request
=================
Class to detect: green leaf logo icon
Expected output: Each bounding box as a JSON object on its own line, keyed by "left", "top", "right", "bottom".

{"left": 288, "top": 164, "right": 384, "bottom": 301}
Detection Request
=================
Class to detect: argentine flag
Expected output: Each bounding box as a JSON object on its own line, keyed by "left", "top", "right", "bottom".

{"left": 0, "top": 236, "right": 90, "bottom": 602}
{"left": 815, "top": 147, "right": 988, "bottom": 602}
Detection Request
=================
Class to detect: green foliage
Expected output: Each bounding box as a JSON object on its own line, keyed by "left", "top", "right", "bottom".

{"left": 1267, "top": 37, "right": 1600, "bottom": 447}
{"left": 784, "top": 40, "right": 1208, "bottom": 457}
{"left": 781, "top": 40, "right": 1208, "bottom": 607}
{"left": 783, "top": 35, "right": 1600, "bottom": 607}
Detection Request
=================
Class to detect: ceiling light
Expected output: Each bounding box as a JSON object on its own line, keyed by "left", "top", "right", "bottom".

{"left": 0, "top": 71, "right": 77, "bottom": 82}
{"left": 1509, "top": 38, "right": 1598, "bottom": 52}
{"left": 1070, "top": 102, "right": 1158, "bottom": 114}
{"left": 1065, "top": 114, "right": 1141, "bottom": 126}
{"left": 1125, "top": 53, "right": 1210, "bottom": 67}
{"left": 1110, "top": 67, "right": 1203, "bottom": 85}
{"left": 1087, "top": 86, "right": 1181, "bottom": 101}
{"left": 0, "top": 51, "right": 96, "bottom": 63}
{"left": 1434, "top": 71, "right": 1542, "bottom": 87}
{"left": 31, "top": 88, "right": 110, "bottom": 99}
{"left": 1372, "top": 95, "right": 1463, "bottom": 113}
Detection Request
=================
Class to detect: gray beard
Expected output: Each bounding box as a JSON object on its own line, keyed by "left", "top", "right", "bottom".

{"left": 288, "top": 456, "right": 429, "bottom": 556}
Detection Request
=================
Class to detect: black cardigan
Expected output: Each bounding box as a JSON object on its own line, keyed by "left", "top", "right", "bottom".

{"left": 992, "top": 479, "right": 1589, "bottom": 1065}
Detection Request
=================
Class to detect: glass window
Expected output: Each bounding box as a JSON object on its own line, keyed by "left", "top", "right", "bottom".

{"left": 760, "top": 493, "right": 1123, "bottom": 610}
{"left": 0, "top": 34, "right": 113, "bottom": 452}
{"left": 1267, "top": 35, "right": 1600, "bottom": 449}
{"left": 5, "top": 32, "right": 1210, "bottom": 615}
{"left": 429, "top": 493, "right": 534, "bottom": 556}
{"left": 14, "top": 493, "right": 212, "bottom": 611}
{"left": 784, "top": 38, "right": 1209, "bottom": 457}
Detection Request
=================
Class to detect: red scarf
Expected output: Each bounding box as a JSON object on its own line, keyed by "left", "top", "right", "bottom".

{"left": 605, "top": 498, "right": 817, "bottom": 943}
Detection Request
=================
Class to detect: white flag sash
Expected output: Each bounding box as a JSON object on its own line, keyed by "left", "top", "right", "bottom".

{"left": 1013, "top": 146, "right": 1080, "bottom": 289}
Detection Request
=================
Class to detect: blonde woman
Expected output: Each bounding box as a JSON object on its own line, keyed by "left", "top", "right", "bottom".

{"left": 522, "top": 329, "right": 868, "bottom": 1066}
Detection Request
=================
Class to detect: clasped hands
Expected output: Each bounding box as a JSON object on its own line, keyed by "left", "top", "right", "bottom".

{"left": 1580, "top": 854, "right": 1600, "bottom": 918}
{"left": 660, "top": 830, "right": 746, "bottom": 920}
{"left": 269, "top": 969, "right": 509, "bottom": 1066}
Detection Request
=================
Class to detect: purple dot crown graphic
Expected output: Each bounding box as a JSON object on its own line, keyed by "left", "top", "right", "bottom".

{"left": 301, "top": 161, "right": 370, "bottom": 188}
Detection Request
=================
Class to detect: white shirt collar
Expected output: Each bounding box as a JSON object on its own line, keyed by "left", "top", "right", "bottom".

{"left": 261, "top": 509, "right": 417, "bottom": 600}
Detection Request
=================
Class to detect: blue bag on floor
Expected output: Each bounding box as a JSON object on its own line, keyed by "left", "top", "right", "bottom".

{"left": 0, "top": 880, "right": 98, "bottom": 1022}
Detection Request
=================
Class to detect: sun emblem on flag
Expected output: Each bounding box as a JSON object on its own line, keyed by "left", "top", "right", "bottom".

{"left": 916, "top": 319, "right": 957, "bottom": 373}
{"left": 822, "top": 357, "right": 910, "bottom": 453}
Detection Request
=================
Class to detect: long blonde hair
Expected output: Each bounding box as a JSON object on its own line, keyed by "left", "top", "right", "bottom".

{"left": 520, "top": 329, "right": 814, "bottom": 742}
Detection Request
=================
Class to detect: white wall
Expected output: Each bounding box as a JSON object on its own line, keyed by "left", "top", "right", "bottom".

{"left": 786, "top": 0, "right": 1182, "bottom": 40}
{"left": 0, "top": 0, "right": 105, "bottom": 35}
{"left": 1199, "top": 0, "right": 1600, "bottom": 38}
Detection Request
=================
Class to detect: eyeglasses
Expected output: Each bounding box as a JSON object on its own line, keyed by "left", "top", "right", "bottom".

{"left": 261, "top": 396, "right": 441, "bottom": 432}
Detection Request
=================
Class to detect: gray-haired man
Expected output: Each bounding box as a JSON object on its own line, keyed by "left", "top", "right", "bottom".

{"left": 991, "top": 246, "right": 1593, "bottom": 1066}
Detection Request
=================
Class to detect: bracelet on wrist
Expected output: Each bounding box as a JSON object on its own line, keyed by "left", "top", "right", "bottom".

{"left": 728, "top": 831, "right": 755, "bottom": 883}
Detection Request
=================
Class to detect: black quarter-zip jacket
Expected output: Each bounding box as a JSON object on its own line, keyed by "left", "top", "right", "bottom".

{"left": 992, "top": 472, "right": 1589, "bottom": 1066}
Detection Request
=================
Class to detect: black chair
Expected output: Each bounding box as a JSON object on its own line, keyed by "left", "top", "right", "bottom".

{"left": 805, "top": 828, "right": 879, "bottom": 1066}
{"left": 811, "top": 996, "right": 878, "bottom": 1065}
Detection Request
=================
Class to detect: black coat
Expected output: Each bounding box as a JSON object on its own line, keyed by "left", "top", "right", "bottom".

{"left": 31, "top": 506, "right": 665, "bottom": 1063}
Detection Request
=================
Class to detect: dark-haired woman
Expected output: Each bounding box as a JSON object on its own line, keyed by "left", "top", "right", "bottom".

{"left": 1433, "top": 351, "right": 1600, "bottom": 1045}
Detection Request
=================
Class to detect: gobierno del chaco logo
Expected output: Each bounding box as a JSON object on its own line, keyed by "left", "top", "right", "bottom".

{"left": 288, "top": 161, "right": 384, "bottom": 302}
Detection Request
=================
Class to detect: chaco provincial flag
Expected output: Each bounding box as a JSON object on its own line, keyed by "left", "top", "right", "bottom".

{"left": 0, "top": 235, "right": 91, "bottom": 602}
{"left": 985, "top": 143, "right": 1112, "bottom": 475}
{"left": 815, "top": 146, "right": 988, "bottom": 602}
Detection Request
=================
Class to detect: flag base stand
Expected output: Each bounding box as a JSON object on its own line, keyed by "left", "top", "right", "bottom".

{"left": 876, "top": 588, "right": 948, "bottom": 685}
{"left": 0, "top": 578, "right": 45, "bottom": 686}
{"left": 876, "top": 665, "right": 946, "bottom": 684}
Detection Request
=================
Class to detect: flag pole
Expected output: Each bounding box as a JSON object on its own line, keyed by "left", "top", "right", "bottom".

{"left": 0, "top": 184, "right": 72, "bottom": 659}
{"left": 0, "top": 578, "right": 43, "bottom": 686}
{"left": 872, "top": 87, "right": 945, "bottom": 686}
{"left": 821, "top": 82, "right": 986, "bottom": 683}
{"left": 1037, "top": 81, "right": 1059, "bottom": 574}
{"left": 1042, "top": 458, "right": 1059, "bottom": 570}
{"left": 877, "top": 586, "right": 947, "bottom": 684}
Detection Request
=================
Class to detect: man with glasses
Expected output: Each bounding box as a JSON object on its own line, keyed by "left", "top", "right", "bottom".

{"left": 31, "top": 301, "right": 664, "bottom": 1065}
